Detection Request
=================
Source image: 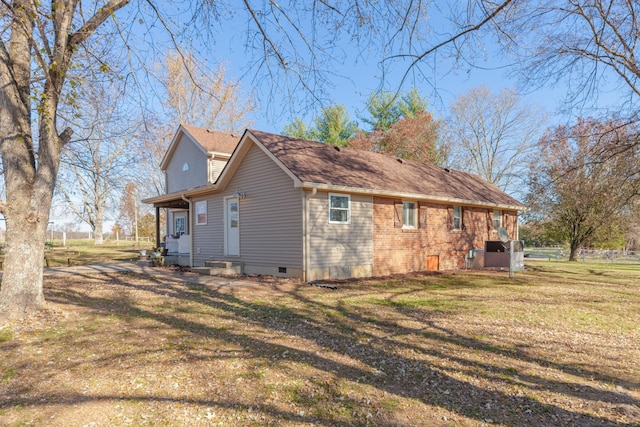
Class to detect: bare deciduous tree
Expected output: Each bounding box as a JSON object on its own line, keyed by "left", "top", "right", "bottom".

{"left": 160, "top": 49, "right": 255, "bottom": 132}
{"left": 57, "top": 80, "right": 140, "bottom": 245}
{"left": 134, "top": 121, "right": 173, "bottom": 198}
{"left": 495, "top": 0, "right": 640, "bottom": 110}
{"left": 443, "top": 86, "right": 545, "bottom": 196}
{"left": 119, "top": 182, "right": 139, "bottom": 241}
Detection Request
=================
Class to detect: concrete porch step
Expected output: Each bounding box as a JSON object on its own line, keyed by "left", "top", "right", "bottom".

{"left": 194, "top": 261, "right": 243, "bottom": 276}
{"left": 204, "top": 260, "right": 236, "bottom": 268}
{"left": 165, "top": 254, "right": 190, "bottom": 266}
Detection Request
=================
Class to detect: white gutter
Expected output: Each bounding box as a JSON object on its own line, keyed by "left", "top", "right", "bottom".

{"left": 145, "top": 179, "right": 526, "bottom": 212}
{"left": 295, "top": 182, "right": 526, "bottom": 211}
{"left": 181, "top": 194, "right": 193, "bottom": 267}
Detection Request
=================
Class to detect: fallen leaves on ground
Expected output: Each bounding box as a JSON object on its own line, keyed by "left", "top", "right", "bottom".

{"left": 0, "top": 263, "right": 638, "bottom": 426}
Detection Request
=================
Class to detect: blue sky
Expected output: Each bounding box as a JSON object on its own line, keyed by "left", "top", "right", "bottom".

{"left": 183, "top": 3, "right": 626, "bottom": 135}
{"left": 126, "top": 2, "right": 568, "bottom": 134}
{"left": 208, "top": 29, "right": 548, "bottom": 133}
{"left": 120, "top": 0, "right": 631, "bottom": 137}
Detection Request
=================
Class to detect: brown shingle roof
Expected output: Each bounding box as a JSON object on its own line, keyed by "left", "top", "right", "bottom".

{"left": 182, "top": 124, "right": 240, "bottom": 154}
{"left": 248, "top": 129, "right": 524, "bottom": 208}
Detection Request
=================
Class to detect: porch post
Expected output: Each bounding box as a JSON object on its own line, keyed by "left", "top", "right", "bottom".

{"left": 155, "top": 206, "right": 161, "bottom": 248}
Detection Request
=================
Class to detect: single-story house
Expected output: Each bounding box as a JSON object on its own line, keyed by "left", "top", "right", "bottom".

{"left": 143, "top": 124, "right": 525, "bottom": 280}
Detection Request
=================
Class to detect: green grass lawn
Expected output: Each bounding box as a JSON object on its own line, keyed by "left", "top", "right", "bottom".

{"left": 0, "top": 261, "right": 638, "bottom": 426}
{"left": 39, "top": 239, "right": 155, "bottom": 266}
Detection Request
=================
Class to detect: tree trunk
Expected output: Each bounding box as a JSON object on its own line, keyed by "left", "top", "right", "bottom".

{"left": 0, "top": 0, "right": 132, "bottom": 321}
{"left": 0, "top": 0, "right": 45, "bottom": 320}
{"left": 0, "top": 192, "right": 51, "bottom": 318}
{"left": 569, "top": 239, "right": 580, "bottom": 262}
{"left": 94, "top": 213, "right": 104, "bottom": 245}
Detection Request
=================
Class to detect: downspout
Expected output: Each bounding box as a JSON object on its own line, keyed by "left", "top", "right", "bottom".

{"left": 181, "top": 194, "right": 193, "bottom": 267}
{"left": 304, "top": 187, "right": 318, "bottom": 281}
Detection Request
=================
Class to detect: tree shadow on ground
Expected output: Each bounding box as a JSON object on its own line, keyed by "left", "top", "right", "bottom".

{"left": 3, "top": 271, "right": 638, "bottom": 426}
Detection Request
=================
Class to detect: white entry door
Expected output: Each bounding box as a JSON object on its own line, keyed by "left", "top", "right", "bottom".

{"left": 225, "top": 197, "right": 240, "bottom": 256}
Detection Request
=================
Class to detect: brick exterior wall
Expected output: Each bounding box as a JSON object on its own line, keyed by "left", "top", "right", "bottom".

{"left": 372, "top": 196, "right": 518, "bottom": 275}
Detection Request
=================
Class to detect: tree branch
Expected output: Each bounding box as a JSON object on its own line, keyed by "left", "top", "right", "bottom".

{"left": 67, "top": 0, "right": 131, "bottom": 49}
{"left": 392, "top": 0, "right": 515, "bottom": 90}
{"left": 243, "top": 0, "right": 288, "bottom": 68}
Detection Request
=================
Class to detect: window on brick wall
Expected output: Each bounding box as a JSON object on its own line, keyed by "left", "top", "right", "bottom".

{"left": 453, "top": 206, "right": 462, "bottom": 231}
{"left": 403, "top": 201, "right": 417, "bottom": 228}
{"left": 493, "top": 209, "right": 502, "bottom": 229}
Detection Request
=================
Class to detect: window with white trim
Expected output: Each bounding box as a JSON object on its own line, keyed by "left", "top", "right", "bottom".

{"left": 453, "top": 206, "right": 462, "bottom": 231}
{"left": 493, "top": 209, "right": 502, "bottom": 229}
{"left": 403, "top": 201, "right": 417, "bottom": 228}
{"left": 329, "top": 194, "right": 350, "bottom": 224}
{"left": 195, "top": 201, "right": 207, "bottom": 225}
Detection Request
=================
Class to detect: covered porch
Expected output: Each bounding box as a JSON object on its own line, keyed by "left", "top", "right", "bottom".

{"left": 144, "top": 194, "right": 191, "bottom": 266}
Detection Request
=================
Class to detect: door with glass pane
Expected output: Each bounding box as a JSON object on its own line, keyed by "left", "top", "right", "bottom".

{"left": 174, "top": 213, "right": 186, "bottom": 236}
{"left": 225, "top": 198, "right": 240, "bottom": 256}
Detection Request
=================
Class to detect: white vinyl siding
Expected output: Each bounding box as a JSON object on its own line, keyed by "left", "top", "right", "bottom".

{"left": 208, "top": 157, "right": 228, "bottom": 183}
{"left": 308, "top": 192, "right": 373, "bottom": 276}
{"left": 165, "top": 134, "right": 208, "bottom": 193}
{"left": 192, "top": 143, "right": 303, "bottom": 268}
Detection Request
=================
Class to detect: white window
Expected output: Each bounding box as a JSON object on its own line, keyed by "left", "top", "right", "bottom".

{"left": 493, "top": 209, "right": 502, "bottom": 229}
{"left": 403, "top": 201, "right": 417, "bottom": 228}
{"left": 195, "top": 201, "right": 207, "bottom": 225}
{"left": 453, "top": 206, "right": 462, "bottom": 231}
{"left": 329, "top": 194, "right": 350, "bottom": 224}
{"left": 182, "top": 162, "right": 190, "bottom": 171}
